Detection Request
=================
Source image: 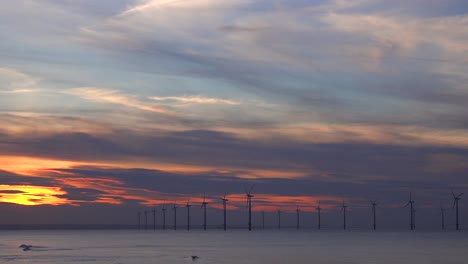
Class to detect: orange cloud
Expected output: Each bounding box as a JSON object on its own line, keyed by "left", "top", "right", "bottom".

{"left": 0, "top": 155, "right": 311, "bottom": 181}
{"left": 217, "top": 123, "right": 468, "bottom": 147}
{"left": 0, "top": 156, "right": 104, "bottom": 176}
{"left": 224, "top": 193, "right": 342, "bottom": 212}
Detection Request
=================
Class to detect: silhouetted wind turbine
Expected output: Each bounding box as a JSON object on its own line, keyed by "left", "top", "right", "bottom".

{"left": 370, "top": 200, "right": 377, "bottom": 230}
{"left": 173, "top": 202, "right": 178, "bottom": 231}
{"left": 245, "top": 185, "right": 255, "bottom": 231}
{"left": 162, "top": 203, "right": 167, "bottom": 230}
{"left": 452, "top": 190, "right": 463, "bottom": 230}
{"left": 296, "top": 206, "right": 300, "bottom": 230}
{"left": 186, "top": 199, "right": 192, "bottom": 231}
{"left": 262, "top": 211, "right": 265, "bottom": 229}
{"left": 277, "top": 209, "right": 281, "bottom": 229}
{"left": 152, "top": 208, "right": 156, "bottom": 231}
{"left": 137, "top": 211, "right": 141, "bottom": 230}
{"left": 404, "top": 192, "right": 415, "bottom": 230}
{"left": 144, "top": 210, "right": 148, "bottom": 230}
{"left": 201, "top": 193, "right": 208, "bottom": 231}
{"left": 440, "top": 203, "right": 446, "bottom": 230}
{"left": 220, "top": 193, "right": 229, "bottom": 231}
{"left": 316, "top": 201, "right": 322, "bottom": 230}
{"left": 340, "top": 200, "right": 347, "bottom": 230}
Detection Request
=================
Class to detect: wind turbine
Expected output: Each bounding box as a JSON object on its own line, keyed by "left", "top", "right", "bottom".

{"left": 370, "top": 200, "right": 377, "bottom": 230}
{"left": 173, "top": 202, "right": 178, "bottom": 231}
{"left": 404, "top": 192, "right": 415, "bottom": 230}
{"left": 245, "top": 185, "right": 255, "bottom": 231}
{"left": 186, "top": 199, "right": 192, "bottom": 231}
{"left": 144, "top": 210, "right": 148, "bottom": 230}
{"left": 152, "top": 208, "right": 156, "bottom": 231}
{"left": 452, "top": 190, "right": 463, "bottom": 230}
{"left": 440, "top": 203, "right": 446, "bottom": 230}
{"left": 340, "top": 200, "right": 347, "bottom": 230}
{"left": 137, "top": 211, "right": 141, "bottom": 230}
{"left": 296, "top": 206, "right": 301, "bottom": 230}
{"left": 262, "top": 211, "right": 265, "bottom": 229}
{"left": 277, "top": 209, "right": 281, "bottom": 229}
{"left": 220, "top": 193, "right": 229, "bottom": 231}
{"left": 201, "top": 193, "right": 208, "bottom": 231}
{"left": 316, "top": 201, "right": 322, "bottom": 230}
{"left": 162, "top": 203, "right": 167, "bottom": 230}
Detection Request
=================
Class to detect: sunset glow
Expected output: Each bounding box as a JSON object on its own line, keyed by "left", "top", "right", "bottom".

{"left": 0, "top": 185, "right": 68, "bottom": 206}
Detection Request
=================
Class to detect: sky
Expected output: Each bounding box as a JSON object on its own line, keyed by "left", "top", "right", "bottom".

{"left": 0, "top": 0, "right": 467, "bottom": 229}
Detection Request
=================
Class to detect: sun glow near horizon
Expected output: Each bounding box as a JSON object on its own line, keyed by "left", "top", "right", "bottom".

{"left": 0, "top": 184, "right": 68, "bottom": 206}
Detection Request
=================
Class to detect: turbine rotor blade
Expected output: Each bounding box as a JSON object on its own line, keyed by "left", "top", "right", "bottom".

{"left": 249, "top": 184, "right": 256, "bottom": 194}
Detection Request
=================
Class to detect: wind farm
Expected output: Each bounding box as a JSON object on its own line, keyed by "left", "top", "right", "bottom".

{"left": 129, "top": 188, "right": 464, "bottom": 232}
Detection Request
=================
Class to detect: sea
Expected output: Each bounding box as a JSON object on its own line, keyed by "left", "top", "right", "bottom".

{"left": 0, "top": 229, "right": 467, "bottom": 264}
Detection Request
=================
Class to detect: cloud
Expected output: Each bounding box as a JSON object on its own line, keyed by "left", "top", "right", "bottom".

{"left": 66, "top": 87, "right": 177, "bottom": 115}
{"left": 75, "top": 0, "right": 468, "bottom": 129}
{"left": 150, "top": 95, "right": 240, "bottom": 105}
{"left": 0, "top": 67, "right": 38, "bottom": 93}
{"left": 2, "top": 126, "right": 468, "bottom": 188}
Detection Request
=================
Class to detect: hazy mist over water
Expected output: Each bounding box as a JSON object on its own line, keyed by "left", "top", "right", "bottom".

{"left": 1, "top": 230, "right": 467, "bottom": 264}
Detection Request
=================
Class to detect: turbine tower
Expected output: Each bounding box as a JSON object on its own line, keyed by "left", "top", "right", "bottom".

{"left": 220, "top": 193, "right": 229, "bottom": 231}
{"left": 316, "top": 201, "right": 322, "bottom": 230}
{"left": 186, "top": 199, "right": 192, "bottom": 231}
{"left": 370, "top": 200, "right": 377, "bottom": 230}
{"left": 404, "top": 192, "right": 415, "bottom": 230}
{"left": 245, "top": 185, "right": 255, "bottom": 231}
{"left": 137, "top": 211, "right": 141, "bottom": 230}
{"left": 162, "top": 204, "right": 167, "bottom": 230}
{"left": 277, "top": 209, "right": 281, "bottom": 229}
{"left": 296, "top": 206, "right": 300, "bottom": 230}
{"left": 262, "top": 211, "right": 265, "bottom": 229}
{"left": 173, "top": 202, "right": 178, "bottom": 231}
{"left": 152, "top": 208, "right": 156, "bottom": 231}
{"left": 340, "top": 200, "right": 347, "bottom": 230}
{"left": 144, "top": 210, "right": 148, "bottom": 230}
{"left": 201, "top": 193, "right": 208, "bottom": 231}
{"left": 452, "top": 190, "right": 463, "bottom": 230}
{"left": 440, "top": 203, "right": 446, "bottom": 230}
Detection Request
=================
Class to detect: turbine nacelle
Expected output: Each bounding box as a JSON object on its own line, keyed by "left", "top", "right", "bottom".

{"left": 220, "top": 193, "right": 229, "bottom": 202}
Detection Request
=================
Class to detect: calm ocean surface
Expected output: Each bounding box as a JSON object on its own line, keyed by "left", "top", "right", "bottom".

{"left": 0, "top": 230, "right": 467, "bottom": 264}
